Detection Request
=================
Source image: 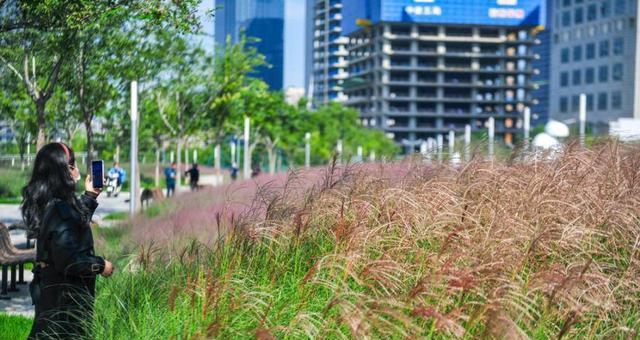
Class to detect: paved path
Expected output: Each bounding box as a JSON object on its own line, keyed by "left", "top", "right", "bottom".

{"left": 0, "top": 193, "right": 130, "bottom": 317}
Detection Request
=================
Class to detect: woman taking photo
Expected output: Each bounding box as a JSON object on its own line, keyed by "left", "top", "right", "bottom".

{"left": 21, "top": 142, "right": 114, "bottom": 339}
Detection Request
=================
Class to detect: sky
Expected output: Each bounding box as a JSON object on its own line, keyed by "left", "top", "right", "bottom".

{"left": 283, "top": 0, "right": 307, "bottom": 89}
{"left": 201, "top": 0, "right": 306, "bottom": 89}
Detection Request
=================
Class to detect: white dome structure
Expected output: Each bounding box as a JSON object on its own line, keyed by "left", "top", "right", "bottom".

{"left": 545, "top": 120, "right": 570, "bottom": 138}
{"left": 532, "top": 132, "right": 561, "bottom": 149}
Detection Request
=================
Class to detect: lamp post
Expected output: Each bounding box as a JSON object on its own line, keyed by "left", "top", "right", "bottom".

{"left": 579, "top": 93, "right": 587, "bottom": 147}
{"left": 448, "top": 130, "right": 455, "bottom": 156}
{"left": 437, "top": 134, "right": 443, "bottom": 162}
{"left": 304, "top": 132, "right": 311, "bottom": 168}
{"left": 243, "top": 117, "right": 251, "bottom": 179}
{"left": 129, "top": 81, "right": 139, "bottom": 217}
{"left": 488, "top": 117, "right": 495, "bottom": 160}
{"left": 464, "top": 124, "right": 471, "bottom": 161}
{"left": 523, "top": 107, "right": 531, "bottom": 151}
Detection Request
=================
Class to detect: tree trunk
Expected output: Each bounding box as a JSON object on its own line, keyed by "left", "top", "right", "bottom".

{"left": 155, "top": 147, "right": 160, "bottom": 187}
{"left": 36, "top": 100, "right": 46, "bottom": 151}
{"left": 115, "top": 144, "right": 120, "bottom": 163}
{"left": 84, "top": 118, "right": 94, "bottom": 172}
{"left": 185, "top": 144, "right": 189, "bottom": 171}
{"left": 176, "top": 138, "right": 183, "bottom": 188}
{"left": 267, "top": 147, "right": 276, "bottom": 175}
{"left": 276, "top": 152, "right": 282, "bottom": 173}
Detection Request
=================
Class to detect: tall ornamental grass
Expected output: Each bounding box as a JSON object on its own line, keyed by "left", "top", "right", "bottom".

{"left": 93, "top": 140, "right": 640, "bottom": 339}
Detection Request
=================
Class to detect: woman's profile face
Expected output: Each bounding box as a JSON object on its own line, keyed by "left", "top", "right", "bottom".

{"left": 69, "top": 163, "right": 81, "bottom": 183}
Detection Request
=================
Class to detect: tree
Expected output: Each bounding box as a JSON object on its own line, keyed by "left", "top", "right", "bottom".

{"left": 205, "top": 35, "right": 266, "bottom": 172}
{"left": 302, "top": 103, "right": 399, "bottom": 165}
{"left": 148, "top": 30, "right": 211, "bottom": 186}
{"left": 0, "top": 0, "right": 204, "bottom": 150}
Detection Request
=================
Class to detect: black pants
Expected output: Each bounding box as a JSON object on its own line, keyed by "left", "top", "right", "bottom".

{"left": 29, "top": 282, "right": 95, "bottom": 339}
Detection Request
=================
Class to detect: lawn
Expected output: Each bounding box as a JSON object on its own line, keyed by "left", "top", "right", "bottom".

{"left": 0, "top": 314, "right": 32, "bottom": 339}
{"left": 85, "top": 140, "right": 640, "bottom": 339}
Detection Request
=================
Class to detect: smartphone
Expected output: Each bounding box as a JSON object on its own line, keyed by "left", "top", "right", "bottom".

{"left": 91, "top": 160, "right": 104, "bottom": 189}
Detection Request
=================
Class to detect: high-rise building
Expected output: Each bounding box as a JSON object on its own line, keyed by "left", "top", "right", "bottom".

{"left": 341, "top": 0, "right": 546, "bottom": 150}
{"left": 549, "top": 0, "right": 639, "bottom": 126}
{"left": 307, "top": 0, "right": 350, "bottom": 104}
{"left": 215, "top": 0, "right": 285, "bottom": 90}
{"left": 531, "top": 0, "right": 551, "bottom": 126}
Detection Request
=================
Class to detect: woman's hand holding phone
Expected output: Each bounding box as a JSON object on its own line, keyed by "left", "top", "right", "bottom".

{"left": 85, "top": 175, "right": 102, "bottom": 195}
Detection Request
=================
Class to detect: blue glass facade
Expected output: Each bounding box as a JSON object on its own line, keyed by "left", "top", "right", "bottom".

{"left": 530, "top": 1, "right": 550, "bottom": 126}
{"left": 341, "top": 0, "right": 546, "bottom": 149}
{"left": 215, "top": 0, "right": 285, "bottom": 90}
{"left": 343, "top": 0, "right": 546, "bottom": 35}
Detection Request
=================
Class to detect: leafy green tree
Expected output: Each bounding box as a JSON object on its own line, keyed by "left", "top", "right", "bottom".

{"left": 0, "top": 0, "right": 204, "bottom": 150}
{"left": 303, "top": 103, "right": 399, "bottom": 164}
{"left": 205, "top": 35, "right": 266, "bottom": 171}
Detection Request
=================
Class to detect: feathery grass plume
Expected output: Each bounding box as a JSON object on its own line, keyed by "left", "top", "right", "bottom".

{"left": 89, "top": 140, "right": 640, "bottom": 339}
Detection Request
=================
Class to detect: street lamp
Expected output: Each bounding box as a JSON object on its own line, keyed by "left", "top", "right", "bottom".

{"left": 130, "top": 81, "right": 139, "bottom": 217}
{"left": 305, "top": 132, "right": 311, "bottom": 168}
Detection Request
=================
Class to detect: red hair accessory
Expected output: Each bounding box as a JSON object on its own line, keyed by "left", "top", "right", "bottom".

{"left": 58, "top": 143, "right": 71, "bottom": 164}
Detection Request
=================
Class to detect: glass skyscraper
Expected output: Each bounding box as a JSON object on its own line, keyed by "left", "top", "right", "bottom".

{"left": 215, "top": 0, "right": 285, "bottom": 90}
{"left": 307, "top": 0, "right": 349, "bottom": 105}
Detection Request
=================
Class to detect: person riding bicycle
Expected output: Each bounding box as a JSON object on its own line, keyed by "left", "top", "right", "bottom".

{"left": 107, "top": 162, "right": 126, "bottom": 197}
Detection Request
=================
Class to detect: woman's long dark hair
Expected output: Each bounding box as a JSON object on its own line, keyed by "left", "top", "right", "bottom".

{"left": 21, "top": 142, "right": 86, "bottom": 234}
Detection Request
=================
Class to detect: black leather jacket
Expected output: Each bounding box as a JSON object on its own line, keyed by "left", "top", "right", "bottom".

{"left": 35, "top": 193, "right": 105, "bottom": 285}
{"left": 29, "top": 193, "right": 105, "bottom": 339}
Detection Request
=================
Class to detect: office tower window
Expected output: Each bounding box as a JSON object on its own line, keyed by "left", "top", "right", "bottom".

{"left": 560, "top": 96, "right": 569, "bottom": 113}
{"left": 599, "top": 40, "right": 610, "bottom": 57}
{"left": 572, "top": 69, "right": 582, "bottom": 85}
{"left": 587, "top": 4, "right": 597, "bottom": 21}
{"left": 598, "top": 92, "right": 608, "bottom": 110}
{"left": 586, "top": 43, "right": 596, "bottom": 59}
{"left": 562, "top": 0, "right": 571, "bottom": 6}
{"left": 574, "top": 7, "right": 584, "bottom": 24}
{"left": 599, "top": 65, "right": 609, "bottom": 82}
{"left": 601, "top": 1, "right": 611, "bottom": 18}
{"left": 561, "top": 72, "right": 570, "bottom": 86}
{"left": 611, "top": 91, "right": 622, "bottom": 109}
{"left": 612, "top": 63, "right": 623, "bottom": 81}
{"left": 561, "top": 48, "right": 570, "bottom": 63}
{"left": 571, "top": 95, "right": 580, "bottom": 112}
{"left": 615, "top": 0, "right": 626, "bottom": 15}
{"left": 613, "top": 37, "right": 624, "bottom": 55}
{"left": 562, "top": 11, "right": 572, "bottom": 27}
{"left": 585, "top": 67, "right": 595, "bottom": 84}
{"left": 573, "top": 45, "right": 582, "bottom": 61}
{"left": 586, "top": 94, "right": 594, "bottom": 111}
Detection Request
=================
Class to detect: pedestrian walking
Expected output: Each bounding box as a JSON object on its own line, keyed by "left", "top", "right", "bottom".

{"left": 164, "top": 162, "right": 177, "bottom": 197}
{"left": 184, "top": 163, "right": 200, "bottom": 191}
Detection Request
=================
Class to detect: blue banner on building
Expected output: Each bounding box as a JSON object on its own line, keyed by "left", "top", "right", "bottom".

{"left": 343, "top": 0, "right": 545, "bottom": 35}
